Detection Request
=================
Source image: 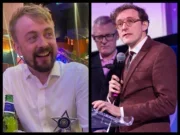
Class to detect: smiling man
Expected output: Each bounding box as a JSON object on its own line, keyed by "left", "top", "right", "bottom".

{"left": 3, "top": 4, "right": 88, "bottom": 132}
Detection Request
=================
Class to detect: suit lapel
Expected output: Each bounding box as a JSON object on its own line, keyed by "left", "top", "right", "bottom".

{"left": 93, "top": 54, "right": 106, "bottom": 79}
{"left": 122, "top": 51, "right": 147, "bottom": 90}
{"left": 122, "top": 36, "right": 152, "bottom": 94}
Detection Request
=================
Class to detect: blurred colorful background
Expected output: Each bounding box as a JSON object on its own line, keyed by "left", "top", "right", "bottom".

{"left": 3, "top": 3, "right": 89, "bottom": 71}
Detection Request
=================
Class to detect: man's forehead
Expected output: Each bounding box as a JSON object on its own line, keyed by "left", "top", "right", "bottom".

{"left": 93, "top": 23, "right": 115, "bottom": 34}
{"left": 15, "top": 15, "right": 53, "bottom": 32}
{"left": 116, "top": 9, "right": 139, "bottom": 20}
{"left": 16, "top": 15, "right": 53, "bottom": 26}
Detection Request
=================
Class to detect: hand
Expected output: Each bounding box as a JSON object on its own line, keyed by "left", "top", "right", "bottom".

{"left": 108, "top": 75, "right": 123, "bottom": 99}
{"left": 92, "top": 100, "right": 121, "bottom": 117}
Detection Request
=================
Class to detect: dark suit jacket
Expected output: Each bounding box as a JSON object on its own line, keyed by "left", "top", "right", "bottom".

{"left": 118, "top": 36, "right": 177, "bottom": 132}
{"left": 91, "top": 50, "right": 123, "bottom": 132}
{"left": 91, "top": 53, "right": 116, "bottom": 102}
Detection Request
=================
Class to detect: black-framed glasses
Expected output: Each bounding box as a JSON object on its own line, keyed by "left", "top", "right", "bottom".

{"left": 116, "top": 18, "right": 141, "bottom": 29}
{"left": 92, "top": 32, "right": 116, "bottom": 42}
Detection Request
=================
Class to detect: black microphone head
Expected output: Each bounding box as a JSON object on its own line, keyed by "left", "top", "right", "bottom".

{"left": 116, "top": 52, "right": 126, "bottom": 63}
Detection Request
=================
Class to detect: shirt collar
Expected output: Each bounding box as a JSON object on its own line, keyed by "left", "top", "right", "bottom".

{"left": 49, "top": 61, "right": 61, "bottom": 77}
{"left": 23, "top": 61, "right": 61, "bottom": 80}
{"left": 129, "top": 36, "right": 148, "bottom": 54}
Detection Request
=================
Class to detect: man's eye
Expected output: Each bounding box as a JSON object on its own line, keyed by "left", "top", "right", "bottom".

{"left": 46, "top": 32, "right": 53, "bottom": 38}
{"left": 28, "top": 35, "right": 37, "bottom": 42}
{"left": 96, "top": 36, "right": 103, "bottom": 39}
{"left": 106, "top": 34, "right": 112, "bottom": 37}
{"left": 118, "top": 22, "right": 123, "bottom": 26}
{"left": 127, "top": 19, "right": 134, "bottom": 23}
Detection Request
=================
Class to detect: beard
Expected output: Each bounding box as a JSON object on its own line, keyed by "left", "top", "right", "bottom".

{"left": 23, "top": 46, "right": 57, "bottom": 72}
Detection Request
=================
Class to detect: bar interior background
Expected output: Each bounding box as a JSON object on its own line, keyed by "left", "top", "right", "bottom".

{"left": 3, "top": 3, "right": 89, "bottom": 72}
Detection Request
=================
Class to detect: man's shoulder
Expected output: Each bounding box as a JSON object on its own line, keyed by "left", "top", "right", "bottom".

{"left": 57, "top": 61, "right": 88, "bottom": 72}
{"left": 3, "top": 64, "right": 27, "bottom": 82}
{"left": 3, "top": 64, "right": 25, "bottom": 75}
{"left": 147, "top": 38, "right": 176, "bottom": 59}
{"left": 150, "top": 39, "right": 173, "bottom": 52}
{"left": 92, "top": 51, "right": 99, "bottom": 58}
{"left": 142, "top": 36, "right": 170, "bottom": 53}
{"left": 91, "top": 52, "right": 100, "bottom": 62}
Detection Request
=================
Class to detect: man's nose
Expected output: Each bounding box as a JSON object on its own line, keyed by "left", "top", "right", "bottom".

{"left": 122, "top": 22, "right": 128, "bottom": 31}
{"left": 101, "top": 37, "right": 108, "bottom": 44}
{"left": 38, "top": 36, "right": 48, "bottom": 47}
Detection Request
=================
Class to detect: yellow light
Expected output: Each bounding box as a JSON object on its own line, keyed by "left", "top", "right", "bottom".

{"left": 74, "top": 3, "right": 80, "bottom": 57}
{"left": 86, "top": 39, "right": 88, "bottom": 44}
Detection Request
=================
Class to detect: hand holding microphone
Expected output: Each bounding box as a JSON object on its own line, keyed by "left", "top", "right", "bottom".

{"left": 108, "top": 75, "right": 123, "bottom": 101}
{"left": 111, "top": 52, "right": 126, "bottom": 97}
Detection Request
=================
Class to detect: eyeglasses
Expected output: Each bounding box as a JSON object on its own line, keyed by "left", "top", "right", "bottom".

{"left": 116, "top": 18, "right": 141, "bottom": 29}
{"left": 92, "top": 32, "right": 116, "bottom": 42}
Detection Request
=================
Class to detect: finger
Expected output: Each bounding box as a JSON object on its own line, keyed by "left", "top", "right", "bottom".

{"left": 109, "top": 79, "right": 121, "bottom": 87}
{"left": 109, "top": 83, "right": 120, "bottom": 92}
{"left": 92, "top": 100, "right": 102, "bottom": 105}
{"left": 120, "top": 80, "right": 124, "bottom": 84}
{"left": 92, "top": 101, "right": 104, "bottom": 109}
{"left": 96, "top": 102, "right": 106, "bottom": 111}
{"left": 111, "top": 75, "right": 120, "bottom": 82}
{"left": 100, "top": 102, "right": 111, "bottom": 112}
{"left": 109, "top": 85, "right": 120, "bottom": 93}
{"left": 101, "top": 106, "right": 107, "bottom": 112}
{"left": 110, "top": 88, "right": 120, "bottom": 94}
{"left": 92, "top": 101, "right": 97, "bottom": 105}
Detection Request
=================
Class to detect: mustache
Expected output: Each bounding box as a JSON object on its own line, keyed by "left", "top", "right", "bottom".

{"left": 35, "top": 47, "right": 53, "bottom": 55}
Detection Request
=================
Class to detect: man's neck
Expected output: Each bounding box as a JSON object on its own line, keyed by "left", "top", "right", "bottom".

{"left": 28, "top": 66, "right": 51, "bottom": 85}
{"left": 101, "top": 49, "right": 117, "bottom": 61}
{"left": 129, "top": 34, "right": 147, "bottom": 50}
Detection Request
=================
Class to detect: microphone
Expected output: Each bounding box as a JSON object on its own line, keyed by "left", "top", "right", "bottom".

{"left": 112, "top": 52, "right": 126, "bottom": 97}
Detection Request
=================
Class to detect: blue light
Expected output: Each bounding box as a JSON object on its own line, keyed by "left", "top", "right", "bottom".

{"left": 56, "top": 54, "right": 69, "bottom": 63}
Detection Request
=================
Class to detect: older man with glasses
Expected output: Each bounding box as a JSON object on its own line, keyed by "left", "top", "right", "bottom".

{"left": 91, "top": 16, "right": 120, "bottom": 132}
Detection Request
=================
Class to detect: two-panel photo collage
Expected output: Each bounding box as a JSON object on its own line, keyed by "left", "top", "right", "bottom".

{"left": 2, "top": 2, "right": 177, "bottom": 133}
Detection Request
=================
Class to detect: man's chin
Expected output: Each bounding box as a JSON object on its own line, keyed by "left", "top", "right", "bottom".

{"left": 101, "top": 52, "right": 112, "bottom": 57}
{"left": 35, "top": 58, "right": 55, "bottom": 72}
{"left": 34, "top": 66, "right": 53, "bottom": 72}
{"left": 34, "top": 62, "right": 54, "bottom": 72}
{"left": 122, "top": 39, "right": 137, "bottom": 46}
{"left": 122, "top": 39, "right": 131, "bottom": 44}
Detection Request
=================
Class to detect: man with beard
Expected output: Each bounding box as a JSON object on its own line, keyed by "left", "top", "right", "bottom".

{"left": 3, "top": 4, "right": 88, "bottom": 132}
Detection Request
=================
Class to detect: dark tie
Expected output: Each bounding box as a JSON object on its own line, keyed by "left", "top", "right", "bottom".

{"left": 123, "top": 51, "right": 135, "bottom": 80}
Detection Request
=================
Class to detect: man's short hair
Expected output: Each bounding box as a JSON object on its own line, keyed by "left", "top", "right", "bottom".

{"left": 93, "top": 16, "right": 115, "bottom": 25}
{"left": 110, "top": 4, "right": 149, "bottom": 34}
{"left": 9, "top": 3, "right": 53, "bottom": 42}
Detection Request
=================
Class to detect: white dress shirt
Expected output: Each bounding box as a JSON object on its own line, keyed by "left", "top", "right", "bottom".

{"left": 3, "top": 61, "right": 89, "bottom": 132}
{"left": 128, "top": 36, "right": 148, "bottom": 65}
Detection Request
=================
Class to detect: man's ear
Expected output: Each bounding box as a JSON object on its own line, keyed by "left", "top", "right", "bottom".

{"left": 13, "top": 41, "right": 22, "bottom": 56}
{"left": 142, "top": 21, "right": 149, "bottom": 32}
